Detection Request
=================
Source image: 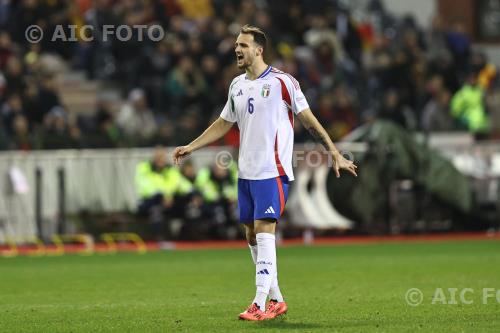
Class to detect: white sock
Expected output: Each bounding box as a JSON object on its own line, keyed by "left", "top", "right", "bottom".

{"left": 269, "top": 270, "right": 284, "bottom": 302}
{"left": 249, "top": 243, "right": 284, "bottom": 303}
{"left": 253, "top": 233, "right": 276, "bottom": 310}
{"left": 249, "top": 244, "right": 258, "bottom": 264}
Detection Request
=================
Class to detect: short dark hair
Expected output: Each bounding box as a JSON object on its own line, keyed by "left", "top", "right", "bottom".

{"left": 240, "top": 24, "right": 267, "bottom": 53}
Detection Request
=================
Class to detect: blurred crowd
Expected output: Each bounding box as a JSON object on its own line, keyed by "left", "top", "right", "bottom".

{"left": 0, "top": 0, "right": 499, "bottom": 151}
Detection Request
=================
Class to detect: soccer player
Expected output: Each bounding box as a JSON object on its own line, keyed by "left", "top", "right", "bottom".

{"left": 172, "top": 25, "right": 357, "bottom": 320}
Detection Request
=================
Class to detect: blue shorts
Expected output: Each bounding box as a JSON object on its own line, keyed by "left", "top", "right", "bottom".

{"left": 238, "top": 176, "right": 289, "bottom": 223}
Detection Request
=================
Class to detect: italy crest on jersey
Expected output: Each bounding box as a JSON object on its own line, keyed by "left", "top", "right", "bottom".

{"left": 261, "top": 84, "right": 271, "bottom": 98}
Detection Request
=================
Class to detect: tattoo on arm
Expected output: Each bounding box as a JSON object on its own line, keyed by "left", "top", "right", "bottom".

{"left": 306, "top": 126, "right": 330, "bottom": 149}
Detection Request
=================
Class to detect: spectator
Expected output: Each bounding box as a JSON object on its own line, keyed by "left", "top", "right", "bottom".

{"left": 36, "top": 74, "right": 62, "bottom": 125}
{"left": 195, "top": 161, "right": 238, "bottom": 237}
{"left": 426, "top": 16, "right": 451, "bottom": 64}
{"left": 116, "top": 88, "right": 157, "bottom": 144}
{"left": 446, "top": 21, "right": 471, "bottom": 74}
{"left": 135, "top": 148, "right": 180, "bottom": 239}
{"left": 421, "top": 89, "right": 453, "bottom": 133}
{"left": 195, "top": 161, "right": 238, "bottom": 204}
{"left": 200, "top": 55, "right": 224, "bottom": 113}
{"left": 176, "top": 160, "right": 212, "bottom": 239}
{"left": 166, "top": 56, "right": 207, "bottom": 116}
{"left": 4, "top": 57, "right": 25, "bottom": 96}
{"left": 8, "top": 114, "right": 36, "bottom": 150}
{"left": 0, "top": 31, "right": 14, "bottom": 70}
{"left": 23, "top": 79, "right": 42, "bottom": 127}
{"left": 317, "top": 86, "right": 358, "bottom": 141}
{"left": 84, "top": 96, "right": 122, "bottom": 148}
{"left": 451, "top": 72, "right": 490, "bottom": 136}
{"left": 378, "top": 89, "right": 416, "bottom": 130}
{"left": 140, "top": 41, "right": 171, "bottom": 113}
{"left": 1, "top": 93, "right": 25, "bottom": 134}
{"left": 40, "top": 106, "right": 82, "bottom": 149}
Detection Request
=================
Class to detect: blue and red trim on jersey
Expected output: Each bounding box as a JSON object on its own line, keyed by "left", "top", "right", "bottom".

{"left": 274, "top": 74, "right": 295, "bottom": 177}
{"left": 276, "top": 77, "right": 294, "bottom": 128}
{"left": 270, "top": 68, "right": 300, "bottom": 90}
{"left": 274, "top": 133, "right": 286, "bottom": 176}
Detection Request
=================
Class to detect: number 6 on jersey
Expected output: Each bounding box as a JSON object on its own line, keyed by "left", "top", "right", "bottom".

{"left": 247, "top": 97, "right": 254, "bottom": 114}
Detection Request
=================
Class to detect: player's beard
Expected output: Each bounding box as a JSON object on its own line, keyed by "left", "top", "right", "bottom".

{"left": 237, "top": 54, "right": 252, "bottom": 69}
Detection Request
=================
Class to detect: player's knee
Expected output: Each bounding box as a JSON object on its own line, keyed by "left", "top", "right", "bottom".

{"left": 254, "top": 219, "right": 276, "bottom": 234}
{"left": 245, "top": 228, "right": 257, "bottom": 245}
{"left": 243, "top": 223, "right": 257, "bottom": 245}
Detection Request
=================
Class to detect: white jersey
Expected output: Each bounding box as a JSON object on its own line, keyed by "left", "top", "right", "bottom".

{"left": 220, "top": 66, "right": 310, "bottom": 181}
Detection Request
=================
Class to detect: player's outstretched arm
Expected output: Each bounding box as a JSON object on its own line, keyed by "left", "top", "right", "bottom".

{"left": 297, "top": 108, "right": 357, "bottom": 178}
{"left": 172, "top": 117, "right": 234, "bottom": 165}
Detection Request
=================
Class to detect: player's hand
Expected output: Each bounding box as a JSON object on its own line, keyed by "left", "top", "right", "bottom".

{"left": 172, "top": 145, "right": 192, "bottom": 165}
{"left": 332, "top": 151, "right": 357, "bottom": 178}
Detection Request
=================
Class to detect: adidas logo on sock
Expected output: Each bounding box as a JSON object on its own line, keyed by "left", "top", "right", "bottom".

{"left": 264, "top": 206, "right": 275, "bottom": 214}
{"left": 257, "top": 269, "right": 270, "bottom": 275}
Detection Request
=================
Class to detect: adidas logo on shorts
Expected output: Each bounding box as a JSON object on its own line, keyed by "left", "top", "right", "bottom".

{"left": 265, "top": 206, "right": 275, "bottom": 214}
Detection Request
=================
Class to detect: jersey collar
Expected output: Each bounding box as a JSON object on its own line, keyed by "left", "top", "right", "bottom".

{"left": 246, "top": 65, "right": 272, "bottom": 80}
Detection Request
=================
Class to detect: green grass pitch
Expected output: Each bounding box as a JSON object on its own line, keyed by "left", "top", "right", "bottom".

{"left": 1, "top": 240, "right": 500, "bottom": 332}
